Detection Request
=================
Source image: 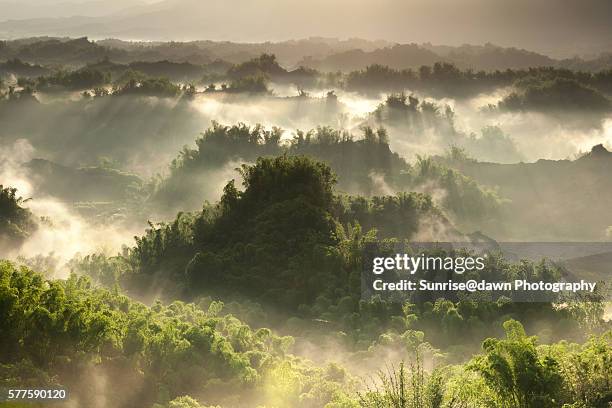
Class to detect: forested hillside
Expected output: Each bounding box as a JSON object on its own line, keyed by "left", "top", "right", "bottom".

{"left": 2, "top": 155, "right": 611, "bottom": 406}
{"left": 2, "top": 260, "right": 610, "bottom": 407}
{"left": 1, "top": 29, "right": 611, "bottom": 408}
{"left": 152, "top": 123, "right": 500, "bottom": 231}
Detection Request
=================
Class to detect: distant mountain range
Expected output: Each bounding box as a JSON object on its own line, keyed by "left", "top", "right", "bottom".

{"left": 0, "top": 0, "right": 611, "bottom": 59}
{"left": 1, "top": 37, "right": 611, "bottom": 73}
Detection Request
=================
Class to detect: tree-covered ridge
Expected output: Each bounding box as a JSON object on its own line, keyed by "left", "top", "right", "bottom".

{"left": 152, "top": 123, "right": 501, "bottom": 231}
{"left": 498, "top": 77, "right": 611, "bottom": 113}
{"left": 83, "top": 156, "right": 606, "bottom": 354}
{"left": 0, "top": 260, "right": 357, "bottom": 407}
{"left": 14, "top": 69, "right": 184, "bottom": 97}
{"left": 1, "top": 261, "right": 610, "bottom": 408}
{"left": 0, "top": 87, "right": 207, "bottom": 169}
{"left": 2, "top": 37, "right": 611, "bottom": 74}
{"left": 0, "top": 185, "right": 37, "bottom": 249}
{"left": 84, "top": 58, "right": 228, "bottom": 82}
{"left": 0, "top": 58, "right": 50, "bottom": 77}
{"left": 2, "top": 127, "right": 609, "bottom": 408}
{"left": 343, "top": 63, "right": 612, "bottom": 98}
{"left": 369, "top": 93, "right": 523, "bottom": 164}
{"left": 4, "top": 46, "right": 612, "bottom": 101}
{"left": 2, "top": 37, "right": 612, "bottom": 408}
{"left": 131, "top": 155, "right": 449, "bottom": 308}
{"left": 35, "top": 67, "right": 111, "bottom": 90}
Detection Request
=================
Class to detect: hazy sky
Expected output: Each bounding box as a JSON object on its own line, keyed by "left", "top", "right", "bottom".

{"left": 1, "top": 0, "right": 610, "bottom": 57}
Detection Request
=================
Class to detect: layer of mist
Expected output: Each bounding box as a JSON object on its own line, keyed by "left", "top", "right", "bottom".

{"left": 1, "top": 36, "right": 611, "bottom": 408}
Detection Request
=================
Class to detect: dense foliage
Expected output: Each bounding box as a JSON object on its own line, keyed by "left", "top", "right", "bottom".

{"left": 2, "top": 37, "right": 612, "bottom": 408}
{"left": 0, "top": 261, "right": 356, "bottom": 407}
{"left": 4, "top": 46, "right": 611, "bottom": 102}
{"left": 1, "top": 260, "right": 609, "bottom": 407}
{"left": 93, "top": 156, "right": 605, "bottom": 354}
{"left": 498, "top": 78, "right": 611, "bottom": 113}
{"left": 344, "top": 63, "right": 612, "bottom": 98}
{"left": 0, "top": 185, "right": 37, "bottom": 249}
{"left": 358, "top": 321, "right": 611, "bottom": 408}
{"left": 113, "top": 77, "right": 182, "bottom": 97}
{"left": 36, "top": 67, "right": 110, "bottom": 90}
{"left": 153, "top": 123, "right": 501, "bottom": 232}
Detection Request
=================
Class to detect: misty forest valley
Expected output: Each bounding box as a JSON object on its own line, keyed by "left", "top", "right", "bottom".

{"left": 1, "top": 32, "right": 611, "bottom": 408}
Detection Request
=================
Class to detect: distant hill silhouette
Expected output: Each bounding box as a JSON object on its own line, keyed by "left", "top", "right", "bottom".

{"left": 436, "top": 144, "right": 612, "bottom": 240}
{"left": 1, "top": 0, "right": 610, "bottom": 58}
{"left": 299, "top": 43, "right": 559, "bottom": 72}
{"left": 298, "top": 44, "right": 441, "bottom": 71}
{"left": 1, "top": 37, "right": 610, "bottom": 72}
{"left": 25, "top": 158, "right": 143, "bottom": 202}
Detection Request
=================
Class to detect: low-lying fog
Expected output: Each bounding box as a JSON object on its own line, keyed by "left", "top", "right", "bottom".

{"left": 2, "top": 82, "right": 612, "bottom": 270}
